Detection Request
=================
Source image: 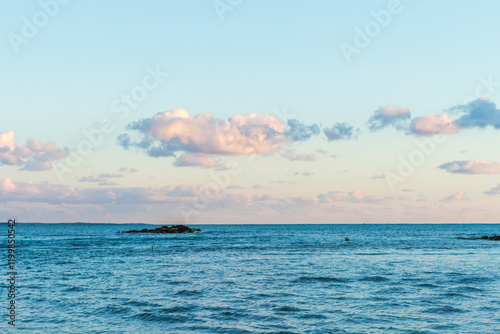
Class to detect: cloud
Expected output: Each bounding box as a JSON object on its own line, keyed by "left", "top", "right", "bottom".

{"left": 316, "top": 149, "right": 338, "bottom": 158}
{"left": 285, "top": 119, "right": 320, "bottom": 141}
{"left": 439, "top": 160, "right": 500, "bottom": 174}
{"left": 293, "top": 171, "right": 315, "bottom": 176}
{"left": 79, "top": 176, "right": 108, "bottom": 183}
{"left": 410, "top": 99, "right": 500, "bottom": 135}
{"left": 119, "top": 109, "right": 285, "bottom": 158}
{"left": 367, "top": 105, "right": 411, "bottom": 131}
{"left": 0, "top": 130, "right": 69, "bottom": 171}
{"left": 281, "top": 149, "right": 316, "bottom": 161}
{"left": 98, "top": 173, "right": 124, "bottom": 178}
{"left": 323, "top": 123, "right": 357, "bottom": 141}
{"left": 441, "top": 191, "right": 468, "bottom": 202}
{"left": 410, "top": 114, "right": 458, "bottom": 135}
{"left": 311, "top": 190, "right": 379, "bottom": 203}
{"left": 371, "top": 174, "right": 385, "bottom": 179}
{"left": 452, "top": 98, "right": 500, "bottom": 129}
{"left": 485, "top": 184, "right": 500, "bottom": 196}
{"left": 79, "top": 173, "right": 124, "bottom": 186}
{"left": 119, "top": 167, "right": 139, "bottom": 173}
{"left": 0, "top": 177, "right": 196, "bottom": 205}
{"left": 172, "top": 153, "right": 220, "bottom": 168}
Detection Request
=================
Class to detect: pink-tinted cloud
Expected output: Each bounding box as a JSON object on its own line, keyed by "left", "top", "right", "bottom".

{"left": 119, "top": 109, "right": 285, "bottom": 158}
{"left": 441, "top": 191, "right": 468, "bottom": 202}
{"left": 409, "top": 99, "right": 500, "bottom": 135}
{"left": 0, "top": 177, "right": 196, "bottom": 205}
{"left": 410, "top": 114, "right": 458, "bottom": 135}
{"left": 368, "top": 105, "right": 411, "bottom": 131}
{"left": 0, "top": 130, "right": 69, "bottom": 171}
{"left": 439, "top": 160, "right": 500, "bottom": 174}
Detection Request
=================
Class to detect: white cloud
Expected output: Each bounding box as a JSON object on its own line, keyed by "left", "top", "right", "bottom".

{"left": 368, "top": 105, "right": 411, "bottom": 131}
{"left": 120, "top": 109, "right": 285, "bottom": 158}
{"left": 0, "top": 177, "right": 196, "bottom": 205}
{"left": 439, "top": 160, "right": 500, "bottom": 174}
{"left": 0, "top": 130, "right": 69, "bottom": 171}
{"left": 410, "top": 114, "right": 458, "bottom": 135}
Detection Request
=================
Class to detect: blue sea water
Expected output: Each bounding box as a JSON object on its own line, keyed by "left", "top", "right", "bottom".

{"left": 2, "top": 223, "right": 500, "bottom": 333}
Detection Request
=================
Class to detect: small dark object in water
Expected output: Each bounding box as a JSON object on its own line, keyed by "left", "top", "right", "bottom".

{"left": 122, "top": 225, "right": 201, "bottom": 234}
{"left": 345, "top": 237, "right": 350, "bottom": 241}
{"left": 458, "top": 235, "right": 500, "bottom": 241}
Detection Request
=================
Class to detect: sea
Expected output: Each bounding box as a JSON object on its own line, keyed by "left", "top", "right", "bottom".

{"left": 2, "top": 223, "right": 500, "bottom": 333}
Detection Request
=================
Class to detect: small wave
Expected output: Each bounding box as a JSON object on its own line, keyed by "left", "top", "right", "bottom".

{"left": 455, "top": 286, "right": 484, "bottom": 293}
{"left": 424, "top": 305, "right": 466, "bottom": 314}
{"left": 161, "top": 306, "right": 195, "bottom": 314}
{"left": 129, "top": 312, "right": 190, "bottom": 323}
{"left": 292, "top": 276, "right": 348, "bottom": 283}
{"left": 299, "top": 313, "right": 328, "bottom": 319}
{"left": 64, "top": 286, "right": 85, "bottom": 292}
{"left": 455, "top": 276, "right": 493, "bottom": 284}
{"left": 175, "top": 289, "right": 203, "bottom": 297}
{"left": 275, "top": 306, "right": 303, "bottom": 312}
{"left": 417, "top": 283, "right": 439, "bottom": 288}
{"left": 354, "top": 252, "right": 390, "bottom": 256}
{"left": 96, "top": 305, "right": 132, "bottom": 316}
{"left": 359, "top": 276, "right": 389, "bottom": 282}
{"left": 123, "top": 300, "right": 159, "bottom": 308}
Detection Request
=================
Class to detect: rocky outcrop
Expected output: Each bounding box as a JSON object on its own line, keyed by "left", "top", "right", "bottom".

{"left": 122, "top": 225, "right": 201, "bottom": 234}
{"left": 476, "top": 235, "right": 500, "bottom": 241}
{"left": 459, "top": 235, "right": 500, "bottom": 241}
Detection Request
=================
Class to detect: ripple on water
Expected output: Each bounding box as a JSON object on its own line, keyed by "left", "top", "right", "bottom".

{"left": 359, "top": 275, "right": 390, "bottom": 282}
{"left": 175, "top": 289, "right": 203, "bottom": 297}
{"left": 275, "top": 306, "right": 304, "bottom": 312}
{"left": 424, "top": 305, "right": 466, "bottom": 314}
{"left": 95, "top": 305, "right": 133, "bottom": 316}
{"left": 417, "top": 283, "right": 440, "bottom": 288}
{"left": 292, "top": 276, "right": 349, "bottom": 283}
{"left": 129, "top": 311, "right": 192, "bottom": 324}
{"left": 64, "top": 286, "right": 86, "bottom": 292}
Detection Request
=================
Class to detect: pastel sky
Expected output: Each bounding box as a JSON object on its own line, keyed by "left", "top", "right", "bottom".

{"left": 1, "top": 0, "right": 500, "bottom": 223}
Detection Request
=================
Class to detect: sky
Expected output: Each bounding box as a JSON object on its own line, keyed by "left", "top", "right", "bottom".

{"left": 1, "top": 0, "right": 500, "bottom": 224}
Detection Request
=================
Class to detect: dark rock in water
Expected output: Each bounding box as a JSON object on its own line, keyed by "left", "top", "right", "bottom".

{"left": 458, "top": 235, "right": 500, "bottom": 241}
{"left": 122, "top": 225, "right": 201, "bottom": 234}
